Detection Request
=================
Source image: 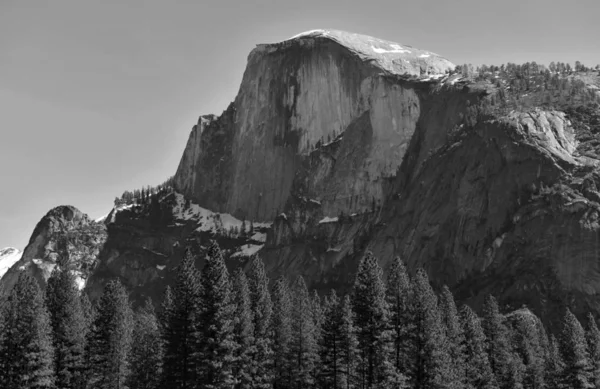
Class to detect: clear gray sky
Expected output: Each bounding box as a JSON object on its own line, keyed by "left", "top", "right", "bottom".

{"left": 1, "top": 0, "right": 599, "bottom": 250}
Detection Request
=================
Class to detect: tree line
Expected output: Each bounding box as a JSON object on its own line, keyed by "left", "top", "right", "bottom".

{"left": 114, "top": 176, "right": 175, "bottom": 207}
{"left": 1, "top": 242, "right": 600, "bottom": 389}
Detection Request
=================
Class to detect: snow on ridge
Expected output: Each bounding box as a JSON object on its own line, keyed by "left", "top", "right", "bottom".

{"left": 172, "top": 193, "right": 272, "bottom": 235}
{"left": 0, "top": 247, "right": 22, "bottom": 279}
{"left": 288, "top": 29, "right": 330, "bottom": 40}
{"left": 156, "top": 265, "right": 166, "bottom": 271}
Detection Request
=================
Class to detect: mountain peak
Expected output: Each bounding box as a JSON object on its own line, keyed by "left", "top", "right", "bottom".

{"left": 276, "top": 29, "right": 455, "bottom": 76}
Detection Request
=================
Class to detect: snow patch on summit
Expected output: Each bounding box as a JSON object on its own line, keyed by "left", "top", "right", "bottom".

{"left": 371, "top": 44, "right": 411, "bottom": 54}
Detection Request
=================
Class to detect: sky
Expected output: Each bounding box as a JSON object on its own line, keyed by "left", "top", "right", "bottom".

{"left": 1, "top": 0, "right": 599, "bottom": 250}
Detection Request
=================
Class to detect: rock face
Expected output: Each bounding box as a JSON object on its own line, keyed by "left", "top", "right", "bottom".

{"left": 3, "top": 30, "right": 600, "bottom": 328}
{"left": 174, "top": 29, "right": 455, "bottom": 221}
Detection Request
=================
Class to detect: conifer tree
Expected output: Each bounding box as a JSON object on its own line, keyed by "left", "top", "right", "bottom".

{"left": 460, "top": 305, "right": 497, "bottom": 389}
{"left": 482, "top": 295, "right": 513, "bottom": 389}
{"left": 512, "top": 314, "right": 544, "bottom": 389}
{"left": 560, "top": 308, "right": 592, "bottom": 389}
{"left": 545, "top": 335, "right": 564, "bottom": 389}
{"left": 352, "top": 253, "right": 403, "bottom": 389}
{"left": 320, "top": 290, "right": 342, "bottom": 389}
{"left": 87, "top": 279, "right": 133, "bottom": 389}
{"left": 339, "top": 295, "right": 359, "bottom": 389}
{"left": 439, "top": 286, "right": 466, "bottom": 388}
{"left": 232, "top": 268, "right": 254, "bottom": 389}
{"left": 290, "top": 276, "right": 319, "bottom": 389}
{"left": 128, "top": 298, "right": 163, "bottom": 389}
{"left": 45, "top": 266, "right": 87, "bottom": 389}
{"left": 271, "top": 276, "right": 293, "bottom": 389}
{"left": 0, "top": 273, "right": 55, "bottom": 389}
{"left": 248, "top": 256, "right": 274, "bottom": 388}
{"left": 410, "top": 268, "right": 451, "bottom": 389}
{"left": 311, "top": 290, "right": 324, "bottom": 388}
{"left": 197, "top": 241, "right": 237, "bottom": 389}
{"left": 386, "top": 257, "right": 414, "bottom": 377}
{"left": 162, "top": 249, "right": 202, "bottom": 389}
{"left": 586, "top": 313, "right": 600, "bottom": 388}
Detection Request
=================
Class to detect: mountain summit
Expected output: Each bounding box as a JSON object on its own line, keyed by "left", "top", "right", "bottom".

{"left": 2, "top": 30, "right": 600, "bottom": 328}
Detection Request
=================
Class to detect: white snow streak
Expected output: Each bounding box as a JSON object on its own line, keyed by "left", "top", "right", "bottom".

{"left": 318, "top": 216, "right": 339, "bottom": 224}
{"left": 371, "top": 44, "right": 411, "bottom": 54}
{"left": 231, "top": 244, "right": 264, "bottom": 258}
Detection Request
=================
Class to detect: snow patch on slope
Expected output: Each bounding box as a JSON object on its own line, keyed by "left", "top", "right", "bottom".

{"left": 231, "top": 244, "right": 264, "bottom": 258}
{"left": 0, "top": 248, "right": 21, "bottom": 279}
{"left": 172, "top": 193, "right": 272, "bottom": 234}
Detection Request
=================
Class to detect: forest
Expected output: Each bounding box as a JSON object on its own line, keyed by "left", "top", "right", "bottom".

{"left": 0, "top": 240, "right": 597, "bottom": 389}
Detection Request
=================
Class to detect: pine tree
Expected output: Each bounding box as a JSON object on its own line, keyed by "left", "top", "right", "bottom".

{"left": 197, "top": 241, "right": 237, "bottom": 389}
{"left": 128, "top": 298, "right": 163, "bottom": 389}
{"left": 232, "top": 268, "right": 254, "bottom": 389}
{"left": 512, "top": 314, "right": 544, "bottom": 389}
{"left": 45, "top": 266, "right": 87, "bottom": 389}
{"left": 439, "top": 286, "right": 466, "bottom": 388}
{"left": 460, "top": 305, "right": 497, "bottom": 389}
{"left": 87, "top": 279, "right": 133, "bottom": 389}
{"left": 545, "top": 335, "right": 564, "bottom": 389}
{"left": 320, "top": 290, "right": 342, "bottom": 389}
{"left": 482, "top": 295, "right": 513, "bottom": 389}
{"left": 248, "top": 256, "right": 274, "bottom": 388}
{"left": 162, "top": 249, "right": 202, "bottom": 389}
{"left": 272, "top": 276, "right": 293, "bottom": 389}
{"left": 339, "top": 295, "right": 359, "bottom": 389}
{"left": 311, "top": 290, "right": 324, "bottom": 388}
{"left": 586, "top": 313, "right": 600, "bottom": 388}
{"left": 0, "top": 273, "right": 55, "bottom": 389}
{"left": 290, "top": 276, "right": 319, "bottom": 389}
{"left": 560, "top": 309, "right": 593, "bottom": 389}
{"left": 410, "top": 268, "right": 451, "bottom": 389}
{"left": 352, "top": 253, "right": 403, "bottom": 389}
{"left": 386, "top": 257, "right": 414, "bottom": 378}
